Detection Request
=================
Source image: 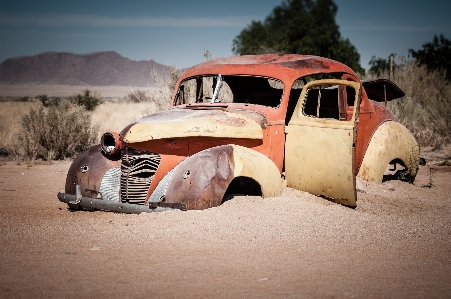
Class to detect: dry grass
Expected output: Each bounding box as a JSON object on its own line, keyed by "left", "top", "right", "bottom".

{"left": 124, "top": 65, "right": 178, "bottom": 112}
{"left": 91, "top": 101, "right": 158, "bottom": 140}
{"left": 0, "top": 100, "right": 40, "bottom": 155}
{"left": 364, "top": 58, "right": 451, "bottom": 148}
{"left": 18, "top": 101, "right": 97, "bottom": 161}
{"left": 0, "top": 63, "right": 180, "bottom": 160}
{"left": 0, "top": 99, "right": 158, "bottom": 160}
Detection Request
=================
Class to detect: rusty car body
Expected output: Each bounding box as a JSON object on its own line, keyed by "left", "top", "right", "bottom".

{"left": 58, "top": 54, "right": 419, "bottom": 212}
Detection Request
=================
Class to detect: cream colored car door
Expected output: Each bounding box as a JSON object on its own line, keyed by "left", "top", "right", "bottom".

{"left": 285, "top": 79, "right": 361, "bottom": 206}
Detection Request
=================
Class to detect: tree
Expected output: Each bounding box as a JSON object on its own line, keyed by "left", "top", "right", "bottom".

{"left": 232, "top": 0, "right": 364, "bottom": 75}
{"left": 409, "top": 34, "right": 451, "bottom": 80}
{"left": 368, "top": 54, "right": 396, "bottom": 77}
{"left": 69, "top": 89, "right": 103, "bottom": 111}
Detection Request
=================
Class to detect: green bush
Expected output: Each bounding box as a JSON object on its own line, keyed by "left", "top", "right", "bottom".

{"left": 69, "top": 89, "right": 103, "bottom": 111}
{"left": 19, "top": 101, "right": 98, "bottom": 161}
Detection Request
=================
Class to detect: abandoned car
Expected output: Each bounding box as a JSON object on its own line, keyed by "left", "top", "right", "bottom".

{"left": 58, "top": 54, "right": 419, "bottom": 213}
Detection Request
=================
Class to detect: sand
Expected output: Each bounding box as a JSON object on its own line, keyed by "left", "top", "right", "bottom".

{"left": 0, "top": 160, "right": 450, "bottom": 298}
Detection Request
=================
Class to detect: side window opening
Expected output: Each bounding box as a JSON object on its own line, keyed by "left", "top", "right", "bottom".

{"left": 286, "top": 73, "right": 345, "bottom": 125}
{"left": 299, "top": 79, "right": 356, "bottom": 122}
{"left": 302, "top": 86, "right": 341, "bottom": 119}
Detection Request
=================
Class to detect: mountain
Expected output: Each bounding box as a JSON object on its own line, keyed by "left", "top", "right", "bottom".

{"left": 0, "top": 51, "right": 168, "bottom": 87}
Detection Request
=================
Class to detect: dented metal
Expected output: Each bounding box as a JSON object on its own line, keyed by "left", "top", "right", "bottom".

{"left": 65, "top": 145, "right": 120, "bottom": 198}
{"left": 122, "top": 109, "right": 264, "bottom": 143}
{"left": 59, "top": 54, "right": 419, "bottom": 212}
{"left": 160, "top": 144, "right": 282, "bottom": 210}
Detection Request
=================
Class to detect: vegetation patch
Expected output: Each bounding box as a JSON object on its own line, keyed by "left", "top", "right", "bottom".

{"left": 69, "top": 89, "right": 103, "bottom": 111}
{"left": 19, "top": 100, "right": 97, "bottom": 161}
{"left": 365, "top": 58, "right": 451, "bottom": 148}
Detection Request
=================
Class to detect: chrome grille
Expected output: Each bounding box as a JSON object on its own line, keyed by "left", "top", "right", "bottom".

{"left": 120, "top": 147, "right": 161, "bottom": 205}
{"left": 99, "top": 167, "right": 121, "bottom": 202}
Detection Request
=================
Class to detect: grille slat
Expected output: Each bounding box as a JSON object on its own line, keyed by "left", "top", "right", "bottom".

{"left": 120, "top": 147, "right": 161, "bottom": 205}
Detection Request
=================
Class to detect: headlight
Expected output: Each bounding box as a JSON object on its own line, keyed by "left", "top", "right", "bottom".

{"left": 101, "top": 132, "right": 121, "bottom": 155}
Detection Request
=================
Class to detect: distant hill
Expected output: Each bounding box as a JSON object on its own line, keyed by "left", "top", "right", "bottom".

{"left": 0, "top": 51, "right": 168, "bottom": 87}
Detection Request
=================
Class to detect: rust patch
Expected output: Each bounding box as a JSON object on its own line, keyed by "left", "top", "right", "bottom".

{"left": 65, "top": 145, "right": 120, "bottom": 197}
{"left": 280, "top": 58, "right": 331, "bottom": 70}
{"left": 213, "top": 113, "right": 248, "bottom": 127}
{"left": 164, "top": 145, "right": 235, "bottom": 210}
{"left": 226, "top": 108, "right": 269, "bottom": 128}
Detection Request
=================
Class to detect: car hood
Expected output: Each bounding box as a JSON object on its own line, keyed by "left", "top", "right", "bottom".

{"left": 120, "top": 108, "right": 265, "bottom": 143}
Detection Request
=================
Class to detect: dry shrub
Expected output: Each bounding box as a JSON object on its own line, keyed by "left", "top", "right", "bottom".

{"left": 0, "top": 100, "right": 40, "bottom": 158}
{"left": 125, "top": 89, "right": 148, "bottom": 103}
{"left": 38, "top": 94, "right": 60, "bottom": 107}
{"left": 125, "top": 64, "right": 179, "bottom": 113}
{"left": 91, "top": 101, "right": 157, "bottom": 140}
{"left": 365, "top": 58, "right": 451, "bottom": 147}
{"left": 150, "top": 63, "right": 178, "bottom": 109}
{"left": 19, "top": 101, "right": 97, "bottom": 161}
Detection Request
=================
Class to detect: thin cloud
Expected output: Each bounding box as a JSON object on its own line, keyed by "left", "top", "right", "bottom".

{"left": 341, "top": 24, "right": 451, "bottom": 32}
{"left": 0, "top": 14, "right": 255, "bottom": 28}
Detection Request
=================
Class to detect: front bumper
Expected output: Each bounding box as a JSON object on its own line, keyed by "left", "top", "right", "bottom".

{"left": 57, "top": 190, "right": 179, "bottom": 214}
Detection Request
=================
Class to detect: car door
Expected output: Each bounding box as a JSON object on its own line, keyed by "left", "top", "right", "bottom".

{"left": 285, "top": 79, "right": 361, "bottom": 206}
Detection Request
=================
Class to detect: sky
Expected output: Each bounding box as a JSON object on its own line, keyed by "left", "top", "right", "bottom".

{"left": 1, "top": 0, "right": 451, "bottom": 71}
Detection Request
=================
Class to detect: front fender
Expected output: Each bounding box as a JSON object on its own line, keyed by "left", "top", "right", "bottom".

{"left": 357, "top": 121, "right": 419, "bottom": 183}
{"left": 159, "top": 145, "right": 282, "bottom": 210}
{"left": 65, "top": 145, "right": 121, "bottom": 198}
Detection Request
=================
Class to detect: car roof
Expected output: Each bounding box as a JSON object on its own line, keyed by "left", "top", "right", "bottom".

{"left": 179, "top": 54, "right": 359, "bottom": 83}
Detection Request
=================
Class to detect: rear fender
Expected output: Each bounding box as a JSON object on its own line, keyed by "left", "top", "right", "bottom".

{"left": 357, "top": 121, "right": 419, "bottom": 183}
{"left": 160, "top": 145, "right": 282, "bottom": 210}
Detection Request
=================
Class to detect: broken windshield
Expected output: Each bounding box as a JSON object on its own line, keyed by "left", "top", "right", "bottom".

{"left": 174, "top": 75, "right": 284, "bottom": 108}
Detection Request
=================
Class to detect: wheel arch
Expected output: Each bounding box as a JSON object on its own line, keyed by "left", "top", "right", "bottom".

{"left": 357, "top": 121, "right": 419, "bottom": 184}
{"left": 161, "top": 144, "right": 282, "bottom": 210}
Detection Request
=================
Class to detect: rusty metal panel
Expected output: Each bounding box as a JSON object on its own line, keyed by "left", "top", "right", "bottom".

{"left": 175, "top": 54, "right": 359, "bottom": 91}
{"left": 122, "top": 109, "right": 263, "bottom": 143}
{"left": 354, "top": 102, "right": 396, "bottom": 173}
{"left": 65, "top": 145, "right": 120, "bottom": 198}
{"left": 58, "top": 192, "right": 172, "bottom": 213}
{"left": 162, "top": 144, "right": 282, "bottom": 210}
{"left": 164, "top": 145, "right": 235, "bottom": 210}
{"left": 357, "top": 121, "right": 419, "bottom": 183}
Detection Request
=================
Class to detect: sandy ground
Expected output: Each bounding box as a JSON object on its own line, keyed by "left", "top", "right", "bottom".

{"left": 0, "top": 158, "right": 450, "bottom": 298}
